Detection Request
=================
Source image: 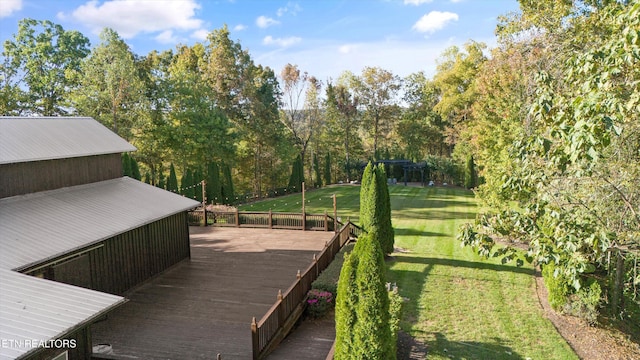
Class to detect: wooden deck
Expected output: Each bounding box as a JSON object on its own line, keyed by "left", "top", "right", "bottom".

{"left": 91, "top": 227, "right": 334, "bottom": 360}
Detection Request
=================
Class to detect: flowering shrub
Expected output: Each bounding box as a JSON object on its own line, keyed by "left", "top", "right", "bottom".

{"left": 306, "top": 289, "right": 334, "bottom": 318}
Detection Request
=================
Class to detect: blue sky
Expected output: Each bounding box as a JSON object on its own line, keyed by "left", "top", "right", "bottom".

{"left": 0, "top": 0, "right": 521, "bottom": 82}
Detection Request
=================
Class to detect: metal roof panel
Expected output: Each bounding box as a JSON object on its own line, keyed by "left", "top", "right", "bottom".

{"left": 0, "top": 269, "right": 125, "bottom": 360}
{"left": 0, "top": 177, "right": 200, "bottom": 271}
{"left": 0, "top": 117, "right": 136, "bottom": 164}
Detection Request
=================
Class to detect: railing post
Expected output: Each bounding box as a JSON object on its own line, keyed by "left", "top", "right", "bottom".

{"left": 313, "top": 253, "right": 318, "bottom": 277}
{"left": 251, "top": 317, "right": 259, "bottom": 360}
{"left": 269, "top": 209, "right": 273, "bottom": 229}
{"left": 277, "top": 289, "right": 285, "bottom": 328}
{"left": 235, "top": 208, "right": 240, "bottom": 227}
{"left": 201, "top": 180, "right": 207, "bottom": 227}
{"left": 324, "top": 210, "right": 328, "bottom": 232}
{"left": 302, "top": 212, "right": 306, "bottom": 231}
{"left": 333, "top": 194, "right": 338, "bottom": 233}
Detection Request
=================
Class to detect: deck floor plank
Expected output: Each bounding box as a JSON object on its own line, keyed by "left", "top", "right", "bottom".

{"left": 92, "top": 227, "right": 333, "bottom": 360}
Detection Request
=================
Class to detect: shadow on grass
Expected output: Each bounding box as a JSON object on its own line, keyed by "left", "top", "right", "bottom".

{"left": 394, "top": 227, "right": 447, "bottom": 238}
{"left": 426, "top": 332, "right": 524, "bottom": 360}
{"left": 394, "top": 209, "right": 477, "bottom": 221}
{"left": 398, "top": 256, "right": 534, "bottom": 275}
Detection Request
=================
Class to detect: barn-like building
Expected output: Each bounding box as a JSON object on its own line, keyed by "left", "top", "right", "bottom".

{"left": 0, "top": 117, "right": 199, "bottom": 360}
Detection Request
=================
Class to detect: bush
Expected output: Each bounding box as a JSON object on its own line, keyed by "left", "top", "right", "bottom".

{"left": 335, "top": 251, "right": 359, "bottom": 359}
{"left": 312, "top": 243, "right": 355, "bottom": 297}
{"left": 305, "top": 289, "right": 334, "bottom": 318}
{"left": 388, "top": 286, "right": 403, "bottom": 356}
{"left": 567, "top": 279, "right": 602, "bottom": 326}
{"left": 543, "top": 263, "right": 603, "bottom": 324}
{"left": 542, "top": 263, "right": 571, "bottom": 310}
{"left": 352, "top": 233, "right": 393, "bottom": 359}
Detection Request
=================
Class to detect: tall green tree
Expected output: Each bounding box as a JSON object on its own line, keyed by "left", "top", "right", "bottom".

{"left": 167, "top": 163, "right": 179, "bottom": 193}
{"left": 399, "top": 72, "right": 446, "bottom": 158}
{"left": 325, "top": 80, "right": 361, "bottom": 182}
{"left": 313, "top": 153, "right": 322, "bottom": 188}
{"left": 287, "top": 155, "right": 304, "bottom": 193}
{"left": 72, "top": 28, "right": 144, "bottom": 140}
{"left": 0, "top": 47, "right": 27, "bottom": 115}
{"left": 324, "top": 152, "right": 332, "bottom": 186}
{"left": 349, "top": 67, "right": 401, "bottom": 158}
{"left": 206, "top": 162, "right": 222, "bottom": 204}
{"left": 280, "top": 63, "right": 322, "bottom": 179}
{"left": 221, "top": 163, "right": 235, "bottom": 204}
{"left": 202, "top": 26, "right": 287, "bottom": 194}
{"left": 432, "top": 41, "right": 487, "bottom": 156}
{"left": 165, "top": 44, "right": 234, "bottom": 169}
{"left": 2, "top": 18, "right": 90, "bottom": 115}
{"left": 463, "top": 154, "right": 476, "bottom": 189}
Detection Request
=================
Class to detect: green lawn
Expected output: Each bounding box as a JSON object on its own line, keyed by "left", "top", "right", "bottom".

{"left": 240, "top": 184, "right": 577, "bottom": 359}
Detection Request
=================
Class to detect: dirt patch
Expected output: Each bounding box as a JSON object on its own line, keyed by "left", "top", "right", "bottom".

{"left": 534, "top": 269, "right": 640, "bottom": 360}
{"left": 397, "top": 330, "right": 428, "bottom": 360}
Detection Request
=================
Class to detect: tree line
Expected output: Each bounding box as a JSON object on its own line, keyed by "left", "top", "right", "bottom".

{"left": 0, "top": 18, "right": 478, "bottom": 199}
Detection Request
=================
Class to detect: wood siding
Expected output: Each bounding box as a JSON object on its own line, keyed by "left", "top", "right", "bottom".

{"left": 0, "top": 153, "right": 122, "bottom": 198}
{"left": 28, "top": 212, "right": 190, "bottom": 295}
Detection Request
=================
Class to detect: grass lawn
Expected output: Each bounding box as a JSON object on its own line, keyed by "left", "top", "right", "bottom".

{"left": 240, "top": 184, "right": 577, "bottom": 359}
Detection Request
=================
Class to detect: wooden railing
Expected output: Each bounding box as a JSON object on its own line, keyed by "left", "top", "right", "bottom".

{"left": 250, "top": 222, "right": 360, "bottom": 360}
{"left": 188, "top": 209, "right": 339, "bottom": 232}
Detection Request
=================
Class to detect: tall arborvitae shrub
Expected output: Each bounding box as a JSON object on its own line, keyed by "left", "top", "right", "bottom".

{"left": 353, "top": 233, "right": 393, "bottom": 359}
{"left": 313, "top": 153, "right": 322, "bottom": 188}
{"left": 182, "top": 169, "right": 195, "bottom": 199}
{"left": 376, "top": 164, "right": 395, "bottom": 254}
{"left": 143, "top": 171, "right": 151, "bottom": 184}
{"left": 180, "top": 170, "right": 188, "bottom": 196}
{"left": 221, "top": 163, "right": 235, "bottom": 204}
{"left": 359, "top": 162, "right": 375, "bottom": 230}
{"left": 167, "top": 163, "right": 178, "bottom": 193}
{"left": 360, "top": 162, "right": 395, "bottom": 255}
{"left": 157, "top": 172, "right": 166, "bottom": 189}
{"left": 324, "top": 152, "right": 332, "bottom": 186}
{"left": 335, "top": 233, "right": 395, "bottom": 360}
{"left": 130, "top": 157, "right": 141, "bottom": 181}
{"left": 206, "top": 162, "right": 222, "bottom": 204}
{"left": 193, "top": 169, "right": 203, "bottom": 202}
{"left": 122, "top": 153, "right": 132, "bottom": 177}
{"left": 464, "top": 154, "right": 477, "bottom": 189}
{"left": 334, "top": 251, "right": 359, "bottom": 359}
{"left": 287, "top": 155, "right": 304, "bottom": 192}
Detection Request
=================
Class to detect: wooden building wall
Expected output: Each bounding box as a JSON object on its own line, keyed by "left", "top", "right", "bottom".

{"left": 0, "top": 153, "right": 122, "bottom": 199}
{"left": 28, "top": 212, "right": 191, "bottom": 296}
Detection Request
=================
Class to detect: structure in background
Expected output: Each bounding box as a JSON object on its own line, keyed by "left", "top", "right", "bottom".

{"left": 0, "top": 117, "right": 200, "bottom": 360}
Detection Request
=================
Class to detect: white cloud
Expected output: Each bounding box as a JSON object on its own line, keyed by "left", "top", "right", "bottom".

{"left": 64, "top": 0, "right": 203, "bottom": 38}
{"left": 191, "top": 29, "right": 209, "bottom": 40}
{"left": 0, "top": 0, "right": 22, "bottom": 17}
{"left": 233, "top": 24, "right": 247, "bottom": 31}
{"left": 412, "top": 11, "right": 459, "bottom": 34}
{"left": 277, "top": 2, "right": 302, "bottom": 17}
{"left": 403, "top": 0, "right": 433, "bottom": 5}
{"left": 263, "top": 35, "right": 301, "bottom": 48}
{"left": 256, "top": 15, "right": 280, "bottom": 28}
{"left": 338, "top": 44, "right": 353, "bottom": 54}
{"left": 155, "top": 30, "right": 179, "bottom": 44}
